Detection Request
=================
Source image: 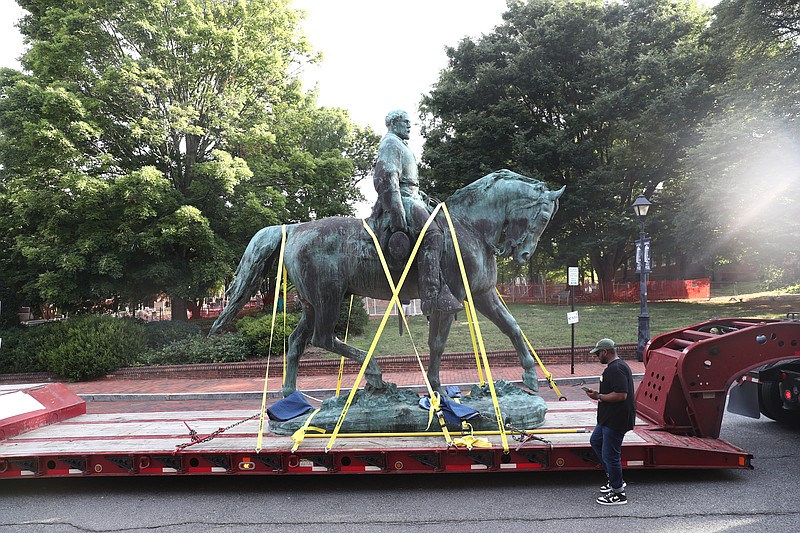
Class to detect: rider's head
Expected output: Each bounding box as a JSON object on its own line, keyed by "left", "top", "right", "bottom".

{"left": 385, "top": 110, "right": 411, "bottom": 140}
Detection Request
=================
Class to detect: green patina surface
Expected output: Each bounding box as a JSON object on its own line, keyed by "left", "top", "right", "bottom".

{"left": 210, "top": 170, "right": 564, "bottom": 397}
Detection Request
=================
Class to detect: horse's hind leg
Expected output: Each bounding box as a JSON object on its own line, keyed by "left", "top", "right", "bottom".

{"left": 281, "top": 305, "right": 314, "bottom": 397}
{"left": 310, "top": 298, "right": 386, "bottom": 391}
{"left": 330, "top": 337, "right": 386, "bottom": 391}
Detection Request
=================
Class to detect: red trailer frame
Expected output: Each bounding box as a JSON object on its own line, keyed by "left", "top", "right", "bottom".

{"left": 5, "top": 315, "right": 797, "bottom": 479}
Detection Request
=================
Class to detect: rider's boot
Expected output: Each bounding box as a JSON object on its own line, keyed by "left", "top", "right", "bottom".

{"left": 419, "top": 229, "right": 463, "bottom": 316}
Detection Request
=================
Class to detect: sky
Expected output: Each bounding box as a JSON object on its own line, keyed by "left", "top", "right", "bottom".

{"left": 0, "top": 0, "right": 718, "bottom": 216}
{"left": 292, "top": 0, "right": 509, "bottom": 213}
{"left": 292, "top": 0, "right": 508, "bottom": 147}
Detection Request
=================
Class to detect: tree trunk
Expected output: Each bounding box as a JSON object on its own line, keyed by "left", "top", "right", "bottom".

{"left": 171, "top": 297, "right": 189, "bottom": 321}
{"left": 590, "top": 242, "right": 628, "bottom": 302}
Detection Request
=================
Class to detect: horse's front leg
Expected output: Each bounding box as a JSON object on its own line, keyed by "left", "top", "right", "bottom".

{"left": 427, "top": 311, "right": 455, "bottom": 394}
{"left": 472, "top": 290, "right": 539, "bottom": 392}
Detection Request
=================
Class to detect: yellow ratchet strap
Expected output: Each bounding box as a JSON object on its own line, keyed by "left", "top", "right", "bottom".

{"left": 360, "top": 215, "right": 454, "bottom": 445}
{"left": 298, "top": 427, "right": 586, "bottom": 438}
{"left": 495, "top": 288, "right": 564, "bottom": 399}
{"left": 463, "top": 300, "right": 485, "bottom": 386}
{"left": 256, "top": 225, "right": 287, "bottom": 453}
{"left": 441, "top": 204, "right": 509, "bottom": 453}
{"left": 323, "top": 217, "right": 418, "bottom": 451}
{"left": 325, "top": 209, "right": 451, "bottom": 452}
{"left": 282, "top": 265, "right": 288, "bottom": 377}
{"left": 290, "top": 409, "right": 324, "bottom": 452}
{"left": 453, "top": 430, "right": 492, "bottom": 450}
{"left": 425, "top": 391, "right": 440, "bottom": 430}
{"left": 451, "top": 396, "right": 491, "bottom": 449}
{"left": 335, "top": 294, "right": 355, "bottom": 396}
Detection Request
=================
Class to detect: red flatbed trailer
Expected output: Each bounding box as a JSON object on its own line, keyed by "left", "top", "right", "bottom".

{"left": 4, "top": 314, "right": 798, "bottom": 479}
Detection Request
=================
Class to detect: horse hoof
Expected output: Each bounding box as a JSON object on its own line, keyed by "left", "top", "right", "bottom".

{"left": 365, "top": 381, "right": 387, "bottom": 393}
{"left": 522, "top": 371, "right": 539, "bottom": 392}
{"left": 365, "top": 379, "right": 403, "bottom": 395}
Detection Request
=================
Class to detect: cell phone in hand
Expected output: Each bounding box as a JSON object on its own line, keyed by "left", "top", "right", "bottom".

{"left": 581, "top": 386, "right": 591, "bottom": 392}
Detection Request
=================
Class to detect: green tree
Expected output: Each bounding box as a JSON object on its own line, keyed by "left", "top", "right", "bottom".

{"left": 675, "top": 0, "right": 800, "bottom": 284}
{"left": 419, "top": 0, "right": 714, "bottom": 299}
{"left": 0, "top": 0, "right": 375, "bottom": 318}
{"left": 245, "top": 93, "right": 380, "bottom": 222}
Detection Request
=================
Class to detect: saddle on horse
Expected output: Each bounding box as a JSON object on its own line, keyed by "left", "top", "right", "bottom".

{"left": 368, "top": 201, "right": 462, "bottom": 316}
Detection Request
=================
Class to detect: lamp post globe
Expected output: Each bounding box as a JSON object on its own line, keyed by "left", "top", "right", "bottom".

{"left": 631, "top": 194, "right": 652, "bottom": 362}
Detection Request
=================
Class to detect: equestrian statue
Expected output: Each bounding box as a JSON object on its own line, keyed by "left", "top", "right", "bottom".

{"left": 210, "top": 111, "right": 565, "bottom": 398}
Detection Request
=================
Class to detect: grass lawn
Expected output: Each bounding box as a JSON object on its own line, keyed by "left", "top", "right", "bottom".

{"left": 343, "top": 291, "right": 800, "bottom": 356}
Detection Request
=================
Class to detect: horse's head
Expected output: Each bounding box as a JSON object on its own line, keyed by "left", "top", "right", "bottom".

{"left": 500, "top": 184, "right": 565, "bottom": 265}
{"left": 445, "top": 169, "right": 565, "bottom": 265}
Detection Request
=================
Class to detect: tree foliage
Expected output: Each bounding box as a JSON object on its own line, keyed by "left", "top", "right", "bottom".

{"left": 0, "top": 0, "right": 377, "bottom": 318}
{"left": 244, "top": 93, "right": 379, "bottom": 223}
{"left": 675, "top": 0, "right": 800, "bottom": 282}
{"left": 419, "top": 0, "right": 714, "bottom": 298}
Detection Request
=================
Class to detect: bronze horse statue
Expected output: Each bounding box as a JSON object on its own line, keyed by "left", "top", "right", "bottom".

{"left": 210, "top": 169, "right": 564, "bottom": 396}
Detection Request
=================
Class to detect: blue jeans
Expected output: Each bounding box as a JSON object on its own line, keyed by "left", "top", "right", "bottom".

{"left": 590, "top": 424, "right": 626, "bottom": 492}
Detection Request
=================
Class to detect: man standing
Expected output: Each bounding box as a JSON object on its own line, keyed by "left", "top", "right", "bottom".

{"left": 584, "top": 338, "right": 636, "bottom": 505}
{"left": 371, "top": 109, "right": 462, "bottom": 316}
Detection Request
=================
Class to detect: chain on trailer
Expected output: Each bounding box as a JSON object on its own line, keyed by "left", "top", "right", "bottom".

{"left": 175, "top": 413, "right": 261, "bottom": 453}
{"left": 473, "top": 412, "right": 554, "bottom": 452}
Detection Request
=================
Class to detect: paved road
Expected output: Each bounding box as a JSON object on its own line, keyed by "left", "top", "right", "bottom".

{"left": 0, "top": 406, "right": 797, "bottom": 533}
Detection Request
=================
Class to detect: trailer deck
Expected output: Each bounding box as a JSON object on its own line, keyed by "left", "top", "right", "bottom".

{"left": 0, "top": 382, "right": 751, "bottom": 478}
{"left": 9, "top": 314, "right": 799, "bottom": 479}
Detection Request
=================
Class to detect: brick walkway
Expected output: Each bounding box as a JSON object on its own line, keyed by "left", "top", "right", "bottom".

{"left": 58, "top": 360, "right": 645, "bottom": 414}
{"left": 1, "top": 353, "right": 644, "bottom": 414}
{"left": 65, "top": 360, "right": 645, "bottom": 396}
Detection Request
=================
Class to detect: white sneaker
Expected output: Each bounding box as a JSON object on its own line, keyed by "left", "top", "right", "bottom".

{"left": 596, "top": 491, "right": 628, "bottom": 505}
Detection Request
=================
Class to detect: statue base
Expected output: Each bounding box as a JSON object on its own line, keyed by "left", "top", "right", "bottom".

{"left": 269, "top": 380, "right": 547, "bottom": 435}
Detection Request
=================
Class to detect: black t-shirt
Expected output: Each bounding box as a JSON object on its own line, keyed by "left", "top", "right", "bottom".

{"left": 597, "top": 359, "right": 636, "bottom": 432}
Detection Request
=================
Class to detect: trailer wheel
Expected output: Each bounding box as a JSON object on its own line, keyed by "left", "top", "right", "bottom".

{"left": 758, "top": 382, "right": 800, "bottom": 426}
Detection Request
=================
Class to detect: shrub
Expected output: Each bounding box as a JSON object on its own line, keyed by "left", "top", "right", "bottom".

{"left": 236, "top": 313, "right": 302, "bottom": 357}
{"left": 143, "top": 320, "right": 202, "bottom": 349}
{"left": 189, "top": 318, "right": 220, "bottom": 335}
{"left": 0, "top": 325, "right": 52, "bottom": 374}
{"left": 785, "top": 283, "right": 800, "bottom": 294}
{"left": 39, "top": 316, "right": 146, "bottom": 381}
{"left": 337, "top": 295, "right": 369, "bottom": 338}
{"left": 137, "top": 332, "right": 251, "bottom": 365}
{"left": 232, "top": 296, "right": 368, "bottom": 355}
{"left": 759, "top": 265, "right": 792, "bottom": 291}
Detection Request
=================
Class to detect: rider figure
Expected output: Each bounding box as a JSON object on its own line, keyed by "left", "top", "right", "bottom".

{"left": 371, "top": 109, "right": 463, "bottom": 316}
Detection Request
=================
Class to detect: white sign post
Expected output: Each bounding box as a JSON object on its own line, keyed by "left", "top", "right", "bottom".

{"left": 568, "top": 267, "right": 579, "bottom": 286}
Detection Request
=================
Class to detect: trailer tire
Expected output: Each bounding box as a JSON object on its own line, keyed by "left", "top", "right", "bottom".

{"left": 758, "top": 382, "right": 800, "bottom": 426}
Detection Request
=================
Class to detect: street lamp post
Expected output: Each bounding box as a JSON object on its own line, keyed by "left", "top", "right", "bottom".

{"left": 631, "top": 194, "right": 652, "bottom": 362}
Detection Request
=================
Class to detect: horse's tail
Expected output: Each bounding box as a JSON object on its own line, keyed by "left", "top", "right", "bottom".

{"left": 209, "top": 225, "right": 285, "bottom": 336}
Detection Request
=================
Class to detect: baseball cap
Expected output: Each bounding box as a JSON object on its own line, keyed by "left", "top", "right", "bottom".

{"left": 590, "top": 338, "right": 616, "bottom": 354}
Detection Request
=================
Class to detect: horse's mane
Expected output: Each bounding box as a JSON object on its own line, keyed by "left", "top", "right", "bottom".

{"left": 446, "top": 169, "right": 548, "bottom": 206}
